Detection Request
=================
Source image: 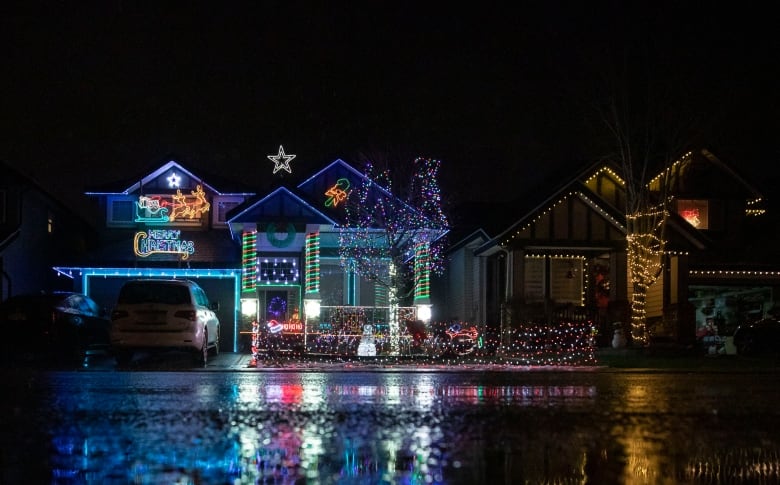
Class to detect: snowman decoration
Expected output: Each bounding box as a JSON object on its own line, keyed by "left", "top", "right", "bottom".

{"left": 357, "top": 324, "right": 377, "bottom": 356}
{"left": 612, "top": 322, "right": 627, "bottom": 349}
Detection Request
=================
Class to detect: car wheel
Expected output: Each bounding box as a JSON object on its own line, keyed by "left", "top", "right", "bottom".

{"left": 209, "top": 329, "right": 220, "bottom": 357}
{"left": 195, "top": 330, "right": 208, "bottom": 367}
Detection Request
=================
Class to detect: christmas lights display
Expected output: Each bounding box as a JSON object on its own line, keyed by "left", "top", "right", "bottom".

{"left": 304, "top": 232, "right": 320, "bottom": 294}
{"left": 135, "top": 185, "right": 211, "bottom": 223}
{"left": 166, "top": 172, "right": 181, "bottom": 187}
{"left": 249, "top": 320, "right": 260, "bottom": 367}
{"left": 242, "top": 231, "right": 257, "bottom": 292}
{"left": 133, "top": 229, "right": 195, "bottom": 259}
{"left": 324, "top": 178, "right": 350, "bottom": 207}
{"left": 258, "top": 258, "right": 299, "bottom": 285}
{"left": 267, "top": 145, "right": 296, "bottom": 174}
{"left": 338, "top": 158, "right": 448, "bottom": 300}
{"left": 169, "top": 185, "right": 210, "bottom": 220}
{"left": 268, "top": 296, "right": 287, "bottom": 320}
{"left": 626, "top": 207, "right": 667, "bottom": 346}
{"left": 266, "top": 223, "right": 296, "bottom": 248}
{"left": 500, "top": 321, "right": 597, "bottom": 366}
{"left": 413, "top": 241, "right": 430, "bottom": 301}
{"left": 333, "top": 158, "right": 448, "bottom": 355}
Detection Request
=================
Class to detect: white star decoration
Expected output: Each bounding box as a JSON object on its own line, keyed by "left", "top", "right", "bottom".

{"left": 167, "top": 172, "right": 181, "bottom": 188}
{"left": 268, "top": 145, "right": 296, "bottom": 174}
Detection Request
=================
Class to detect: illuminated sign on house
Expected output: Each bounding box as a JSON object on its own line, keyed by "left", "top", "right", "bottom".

{"left": 135, "top": 185, "right": 211, "bottom": 223}
{"left": 324, "top": 178, "right": 350, "bottom": 207}
{"left": 134, "top": 229, "right": 196, "bottom": 259}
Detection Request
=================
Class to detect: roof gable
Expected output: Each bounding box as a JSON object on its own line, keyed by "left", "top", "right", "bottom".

{"left": 85, "top": 160, "right": 256, "bottom": 197}
{"left": 295, "top": 158, "right": 440, "bottom": 232}
{"left": 649, "top": 149, "right": 763, "bottom": 200}
{"left": 226, "top": 186, "right": 337, "bottom": 225}
{"left": 296, "top": 159, "right": 396, "bottom": 218}
{"left": 497, "top": 187, "right": 626, "bottom": 247}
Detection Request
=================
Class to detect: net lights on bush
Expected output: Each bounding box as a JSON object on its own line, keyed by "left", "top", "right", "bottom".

{"left": 502, "top": 321, "right": 597, "bottom": 366}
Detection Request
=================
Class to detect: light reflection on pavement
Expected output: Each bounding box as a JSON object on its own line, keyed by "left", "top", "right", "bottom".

{"left": 2, "top": 366, "right": 780, "bottom": 484}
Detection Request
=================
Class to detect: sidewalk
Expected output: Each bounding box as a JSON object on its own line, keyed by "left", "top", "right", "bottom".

{"left": 205, "top": 348, "right": 780, "bottom": 372}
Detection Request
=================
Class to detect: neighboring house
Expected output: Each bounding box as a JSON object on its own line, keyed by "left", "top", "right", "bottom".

{"left": 0, "top": 160, "right": 96, "bottom": 300}
{"left": 441, "top": 149, "right": 780, "bottom": 347}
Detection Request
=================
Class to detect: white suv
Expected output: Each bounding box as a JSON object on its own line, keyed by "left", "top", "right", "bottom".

{"left": 110, "top": 279, "right": 220, "bottom": 366}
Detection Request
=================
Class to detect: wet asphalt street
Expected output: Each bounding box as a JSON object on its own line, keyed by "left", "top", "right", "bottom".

{"left": 2, "top": 352, "right": 780, "bottom": 484}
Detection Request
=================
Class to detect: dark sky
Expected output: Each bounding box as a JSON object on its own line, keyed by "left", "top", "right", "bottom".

{"left": 3, "top": 2, "right": 779, "bottom": 216}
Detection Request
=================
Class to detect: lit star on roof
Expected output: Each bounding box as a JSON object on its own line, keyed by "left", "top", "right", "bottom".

{"left": 268, "top": 145, "right": 296, "bottom": 174}
{"left": 167, "top": 172, "right": 181, "bottom": 188}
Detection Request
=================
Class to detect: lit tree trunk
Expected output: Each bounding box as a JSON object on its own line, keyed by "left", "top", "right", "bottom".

{"left": 626, "top": 204, "right": 667, "bottom": 346}
{"left": 388, "top": 262, "right": 400, "bottom": 355}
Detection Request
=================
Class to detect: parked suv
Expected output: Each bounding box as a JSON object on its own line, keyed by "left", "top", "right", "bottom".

{"left": 110, "top": 279, "right": 220, "bottom": 366}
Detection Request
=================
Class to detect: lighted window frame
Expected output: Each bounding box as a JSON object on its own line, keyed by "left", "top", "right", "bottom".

{"left": 258, "top": 255, "right": 300, "bottom": 286}
{"left": 677, "top": 199, "right": 709, "bottom": 229}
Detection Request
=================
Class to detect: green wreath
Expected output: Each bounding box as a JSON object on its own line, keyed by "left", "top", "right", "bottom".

{"left": 266, "top": 222, "right": 296, "bottom": 248}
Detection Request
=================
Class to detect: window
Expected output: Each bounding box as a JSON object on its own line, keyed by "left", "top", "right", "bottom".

{"left": 523, "top": 255, "right": 584, "bottom": 305}
{"left": 108, "top": 197, "right": 136, "bottom": 226}
{"left": 677, "top": 199, "right": 709, "bottom": 229}
{"left": 212, "top": 196, "right": 244, "bottom": 226}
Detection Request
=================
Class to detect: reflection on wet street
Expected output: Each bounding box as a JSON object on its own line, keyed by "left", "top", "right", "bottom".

{"left": 2, "top": 369, "right": 780, "bottom": 484}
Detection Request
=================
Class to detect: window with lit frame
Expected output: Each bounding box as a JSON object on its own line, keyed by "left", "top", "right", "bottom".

{"left": 676, "top": 199, "right": 709, "bottom": 229}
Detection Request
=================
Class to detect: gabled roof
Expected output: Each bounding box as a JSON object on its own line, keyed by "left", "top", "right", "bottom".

{"left": 296, "top": 158, "right": 422, "bottom": 221}
{"left": 226, "top": 186, "right": 338, "bottom": 226}
{"left": 446, "top": 228, "right": 492, "bottom": 254}
{"left": 84, "top": 160, "right": 256, "bottom": 196}
{"left": 295, "top": 158, "right": 448, "bottom": 241}
{"left": 648, "top": 148, "right": 764, "bottom": 202}
{"left": 491, "top": 180, "right": 627, "bottom": 249}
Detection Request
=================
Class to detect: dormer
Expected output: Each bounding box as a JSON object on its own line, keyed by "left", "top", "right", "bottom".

{"left": 647, "top": 149, "right": 765, "bottom": 236}
{"left": 85, "top": 160, "right": 255, "bottom": 229}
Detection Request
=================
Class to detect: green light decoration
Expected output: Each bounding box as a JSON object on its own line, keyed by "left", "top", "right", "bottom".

{"left": 241, "top": 231, "right": 257, "bottom": 292}
{"left": 266, "top": 222, "right": 296, "bottom": 248}
{"left": 304, "top": 232, "right": 320, "bottom": 294}
{"left": 414, "top": 241, "right": 431, "bottom": 300}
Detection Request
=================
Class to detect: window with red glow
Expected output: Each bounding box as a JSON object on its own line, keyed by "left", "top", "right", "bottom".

{"left": 677, "top": 199, "right": 708, "bottom": 229}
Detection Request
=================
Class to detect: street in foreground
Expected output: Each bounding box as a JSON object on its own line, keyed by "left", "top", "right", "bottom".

{"left": 2, "top": 361, "right": 780, "bottom": 484}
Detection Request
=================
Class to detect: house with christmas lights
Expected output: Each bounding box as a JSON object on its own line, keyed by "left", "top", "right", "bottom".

{"left": 443, "top": 149, "right": 780, "bottom": 349}
{"left": 55, "top": 151, "right": 446, "bottom": 355}
{"left": 54, "top": 158, "right": 256, "bottom": 352}
{"left": 0, "top": 160, "right": 95, "bottom": 300}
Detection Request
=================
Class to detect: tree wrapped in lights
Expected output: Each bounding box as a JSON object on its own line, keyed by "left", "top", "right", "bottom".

{"left": 339, "top": 157, "right": 449, "bottom": 353}
{"left": 594, "top": 91, "right": 690, "bottom": 346}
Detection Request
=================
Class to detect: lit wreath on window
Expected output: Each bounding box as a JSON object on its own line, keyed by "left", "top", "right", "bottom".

{"left": 267, "top": 296, "right": 287, "bottom": 319}
{"left": 266, "top": 222, "right": 296, "bottom": 248}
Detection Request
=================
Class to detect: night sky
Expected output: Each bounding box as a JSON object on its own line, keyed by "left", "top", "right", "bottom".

{"left": 3, "top": 2, "right": 779, "bottom": 220}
